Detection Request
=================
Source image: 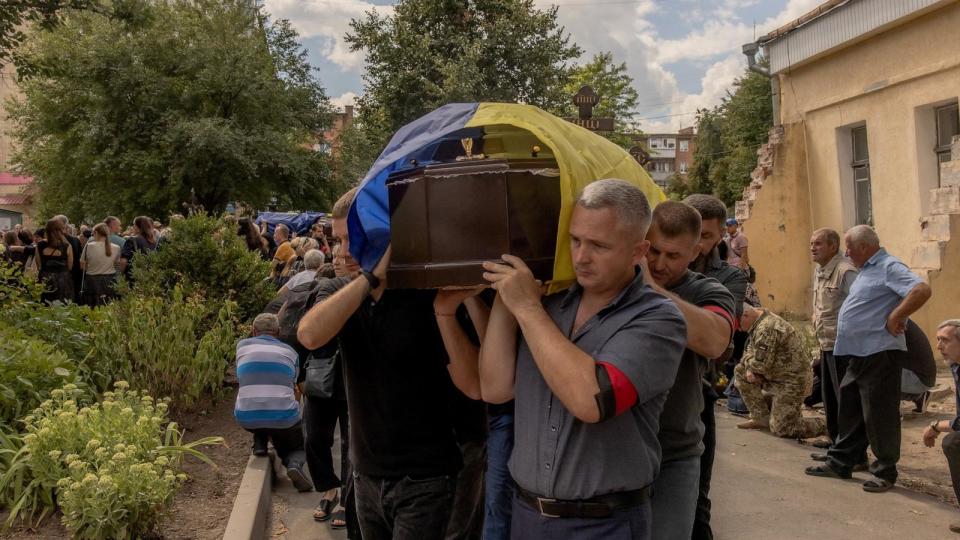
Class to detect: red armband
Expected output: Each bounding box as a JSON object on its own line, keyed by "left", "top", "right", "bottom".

{"left": 596, "top": 361, "right": 638, "bottom": 417}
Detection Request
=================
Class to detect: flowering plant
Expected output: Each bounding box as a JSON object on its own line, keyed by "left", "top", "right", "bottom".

{"left": 0, "top": 382, "right": 222, "bottom": 537}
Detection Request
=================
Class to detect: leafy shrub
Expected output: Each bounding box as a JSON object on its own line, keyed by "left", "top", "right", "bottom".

{"left": 88, "top": 287, "right": 240, "bottom": 409}
{"left": 0, "top": 382, "right": 221, "bottom": 536}
{"left": 0, "top": 324, "right": 82, "bottom": 428}
{"left": 0, "top": 261, "right": 43, "bottom": 309}
{"left": 129, "top": 214, "right": 273, "bottom": 320}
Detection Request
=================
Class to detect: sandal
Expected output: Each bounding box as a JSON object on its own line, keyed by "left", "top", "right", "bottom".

{"left": 330, "top": 509, "right": 347, "bottom": 530}
{"left": 862, "top": 478, "right": 894, "bottom": 493}
{"left": 313, "top": 494, "right": 339, "bottom": 522}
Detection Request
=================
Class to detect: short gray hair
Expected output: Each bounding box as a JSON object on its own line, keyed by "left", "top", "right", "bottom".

{"left": 939, "top": 319, "right": 960, "bottom": 337}
{"left": 845, "top": 225, "right": 879, "bottom": 248}
{"left": 252, "top": 313, "right": 280, "bottom": 336}
{"left": 576, "top": 179, "right": 652, "bottom": 238}
{"left": 303, "top": 249, "right": 325, "bottom": 270}
{"left": 813, "top": 227, "right": 841, "bottom": 248}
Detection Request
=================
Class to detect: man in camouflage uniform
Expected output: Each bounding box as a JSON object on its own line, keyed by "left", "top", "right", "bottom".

{"left": 735, "top": 303, "right": 825, "bottom": 439}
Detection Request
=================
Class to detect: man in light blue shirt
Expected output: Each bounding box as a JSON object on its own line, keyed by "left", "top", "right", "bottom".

{"left": 807, "top": 225, "right": 931, "bottom": 492}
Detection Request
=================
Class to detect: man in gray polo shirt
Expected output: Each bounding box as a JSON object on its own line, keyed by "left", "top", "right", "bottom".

{"left": 479, "top": 179, "right": 687, "bottom": 539}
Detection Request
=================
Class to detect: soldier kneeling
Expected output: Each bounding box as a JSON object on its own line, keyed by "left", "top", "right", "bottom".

{"left": 735, "top": 303, "right": 825, "bottom": 439}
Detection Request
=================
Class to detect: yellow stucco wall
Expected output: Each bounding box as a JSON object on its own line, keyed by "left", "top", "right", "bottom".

{"left": 778, "top": 2, "right": 960, "bottom": 261}
{"left": 741, "top": 122, "right": 813, "bottom": 317}
{"left": 757, "top": 1, "right": 960, "bottom": 339}
{"left": 0, "top": 67, "right": 19, "bottom": 171}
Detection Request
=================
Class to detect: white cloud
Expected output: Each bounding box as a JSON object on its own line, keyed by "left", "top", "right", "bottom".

{"left": 262, "top": 0, "right": 391, "bottom": 71}
{"left": 330, "top": 91, "right": 358, "bottom": 111}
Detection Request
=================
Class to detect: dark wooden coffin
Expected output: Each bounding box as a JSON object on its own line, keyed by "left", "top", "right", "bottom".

{"left": 386, "top": 158, "right": 561, "bottom": 289}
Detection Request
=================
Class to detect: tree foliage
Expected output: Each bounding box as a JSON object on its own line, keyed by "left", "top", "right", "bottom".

{"left": 339, "top": 0, "right": 582, "bottom": 180}
{"left": 8, "top": 0, "right": 337, "bottom": 222}
{"left": 0, "top": 0, "right": 105, "bottom": 68}
{"left": 563, "top": 52, "right": 641, "bottom": 147}
{"left": 684, "top": 66, "right": 773, "bottom": 205}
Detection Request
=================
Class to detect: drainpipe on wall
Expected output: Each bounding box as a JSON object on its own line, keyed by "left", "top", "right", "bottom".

{"left": 742, "top": 41, "right": 781, "bottom": 126}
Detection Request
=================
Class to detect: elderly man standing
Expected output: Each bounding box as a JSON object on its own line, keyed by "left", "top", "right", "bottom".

{"left": 809, "top": 228, "right": 858, "bottom": 452}
{"left": 480, "top": 179, "right": 687, "bottom": 539}
{"left": 735, "top": 303, "right": 825, "bottom": 439}
{"left": 806, "top": 225, "right": 932, "bottom": 492}
{"left": 922, "top": 320, "right": 960, "bottom": 534}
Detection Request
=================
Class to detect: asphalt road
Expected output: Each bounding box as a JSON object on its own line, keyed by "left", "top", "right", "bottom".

{"left": 270, "top": 407, "right": 960, "bottom": 539}
{"left": 711, "top": 406, "right": 959, "bottom": 539}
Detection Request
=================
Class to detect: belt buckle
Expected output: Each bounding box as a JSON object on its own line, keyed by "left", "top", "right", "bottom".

{"left": 536, "top": 497, "right": 560, "bottom": 518}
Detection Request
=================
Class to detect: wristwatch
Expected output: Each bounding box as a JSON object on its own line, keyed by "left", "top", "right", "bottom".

{"left": 361, "top": 270, "right": 381, "bottom": 290}
{"left": 930, "top": 420, "right": 940, "bottom": 433}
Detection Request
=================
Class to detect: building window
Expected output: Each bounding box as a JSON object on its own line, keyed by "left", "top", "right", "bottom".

{"left": 666, "top": 139, "right": 675, "bottom": 149}
{"left": 679, "top": 140, "right": 689, "bottom": 152}
{"left": 650, "top": 139, "right": 660, "bottom": 149}
{"left": 679, "top": 161, "right": 688, "bottom": 173}
{"left": 937, "top": 103, "right": 959, "bottom": 184}
{"left": 851, "top": 126, "right": 872, "bottom": 226}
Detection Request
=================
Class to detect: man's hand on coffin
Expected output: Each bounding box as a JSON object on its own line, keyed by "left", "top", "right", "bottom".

{"left": 482, "top": 255, "right": 543, "bottom": 317}
{"left": 434, "top": 287, "right": 486, "bottom": 316}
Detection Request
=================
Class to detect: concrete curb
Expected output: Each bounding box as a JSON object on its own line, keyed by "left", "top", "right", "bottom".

{"left": 222, "top": 454, "right": 273, "bottom": 540}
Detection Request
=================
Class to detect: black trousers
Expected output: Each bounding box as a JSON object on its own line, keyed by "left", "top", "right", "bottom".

{"left": 445, "top": 439, "right": 486, "bottom": 540}
{"left": 304, "top": 395, "right": 360, "bottom": 538}
{"left": 691, "top": 385, "right": 716, "bottom": 540}
{"left": 827, "top": 351, "right": 902, "bottom": 482}
{"left": 820, "top": 351, "right": 847, "bottom": 443}
{"left": 943, "top": 432, "right": 960, "bottom": 503}
{"left": 246, "top": 421, "right": 306, "bottom": 469}
{"left": 304, "top": 395, "right": 349, "bottom": 492}
{"left": 355, "top": 472, "right": 458, "bottom": 540}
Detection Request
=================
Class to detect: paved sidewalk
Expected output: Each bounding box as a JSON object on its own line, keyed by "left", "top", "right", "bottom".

{"left": 269, "top": 426, "right": 347, "bottom": 540}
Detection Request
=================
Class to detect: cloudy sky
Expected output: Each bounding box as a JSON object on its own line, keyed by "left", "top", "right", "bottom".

{"left": 262, "top": 0, "right": 826, "bottom": 132}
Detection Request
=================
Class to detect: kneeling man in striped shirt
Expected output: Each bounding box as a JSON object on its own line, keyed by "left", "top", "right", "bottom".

{"left": 235, "top": 313, "right": 313, "bottom": 492}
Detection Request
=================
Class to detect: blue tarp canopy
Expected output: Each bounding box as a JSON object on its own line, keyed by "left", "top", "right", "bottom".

{"left": 255, "top": 212, "right": 326, "bottom": 236}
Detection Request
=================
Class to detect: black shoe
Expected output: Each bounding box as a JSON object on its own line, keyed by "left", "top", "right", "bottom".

{"left": 913, "top": 392, "right": 931, "bottom": 414}
{"left": 287, "top": 465, "right": 314, "bottom": 492}
{"left": 810, "top": 452, "right": 828, "bottom": 462}
{"left": 252, "top": 434, "right": 268, "bottom": 457}
{"left": 805, "top": 464, "right": 851, "bottom": 479}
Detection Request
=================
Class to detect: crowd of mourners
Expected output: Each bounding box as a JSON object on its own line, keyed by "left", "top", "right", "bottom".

{"left": 8, "top": 177, "right": 960, "bottom": 539}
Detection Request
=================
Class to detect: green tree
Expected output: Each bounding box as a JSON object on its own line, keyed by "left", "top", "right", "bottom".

{"left": 1, "top": 0, "right": 101, "bottom": 68}
{"left": 563, "top": 52, "right": 640, "bottom": 147}
{"left": 339, "top": 0, "right": 582, "bottom": 179}
{"left": 8, "top": 0, "right": 336, "bottom": 221}
{"left": 686, "top": 66, "right": 773, "bottom": 206}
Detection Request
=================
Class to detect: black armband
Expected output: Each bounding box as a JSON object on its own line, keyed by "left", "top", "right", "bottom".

{"left": 594, "top": 364, "right": 617, "bottom": 422}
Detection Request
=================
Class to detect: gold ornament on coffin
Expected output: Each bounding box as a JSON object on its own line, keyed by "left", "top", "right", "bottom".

{"left": 456, "top": 137, "right": 486, "bottom": 161}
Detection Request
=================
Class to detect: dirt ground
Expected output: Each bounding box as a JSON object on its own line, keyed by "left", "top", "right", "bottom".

{"left": 0, "top": 387, "right": 248, "bottom": 539}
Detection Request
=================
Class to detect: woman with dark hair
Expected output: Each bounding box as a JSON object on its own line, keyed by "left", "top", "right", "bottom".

{"left": 80, "top": 223, "right": 121, "bottom": 305}
{"left": 34, "top": 218, "right": 74, "bottom": 303}
{"left": 238, "top": 217, "right": 270, "bottom": 260}
{"left": 1, "top": 230, "right": 30, "bottom": 271}
{"left": 119, "top": 215, "right": 158, "bottom": 281}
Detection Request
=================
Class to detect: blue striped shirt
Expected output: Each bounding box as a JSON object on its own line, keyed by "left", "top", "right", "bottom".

{"left": 234, "top": 335, "right": 301, "bottom": 430}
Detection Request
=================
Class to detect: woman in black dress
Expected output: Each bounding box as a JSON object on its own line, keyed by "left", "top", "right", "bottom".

{"left": 34, "top": 218, "right": 74, "bottom": 304}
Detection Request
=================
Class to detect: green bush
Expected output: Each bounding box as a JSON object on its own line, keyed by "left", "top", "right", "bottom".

{"left": 0, "top": 324, "right": 82, "bottom": 428}
{"left": 128, "top": 214, "right": 273, "bottom": 320}
{"left": 88, "top": 287, "right": 240, "bottom": 410}
{"left": 0, "top": 382, "right": 221, "bottom": 536}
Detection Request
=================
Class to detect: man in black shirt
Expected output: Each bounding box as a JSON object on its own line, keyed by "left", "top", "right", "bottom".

{"left": 643, "top": 202, "right": 735, "bottom": 540}
{"left": 682, "top": 194, "right": 748, "bottom": 540}
{"left": 53, "top": 215, "right": 83, "bottom": 303}
{"left": 298, "top": 190, "right": 462, "bottom": 540}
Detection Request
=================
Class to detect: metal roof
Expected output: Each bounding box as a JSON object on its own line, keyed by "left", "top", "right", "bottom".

{"left": 761, "top": 0, "right": 953, "bottom": 74}
{"left": 0, "top": 194, "right": 31, "bottom": 206}
{"left": 0, "top": 172, "right": 33, "bottom": 186}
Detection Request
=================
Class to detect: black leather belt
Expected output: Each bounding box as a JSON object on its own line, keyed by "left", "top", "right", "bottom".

{"left": 516, "top": 484, "right": 651, "bottom": 518}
